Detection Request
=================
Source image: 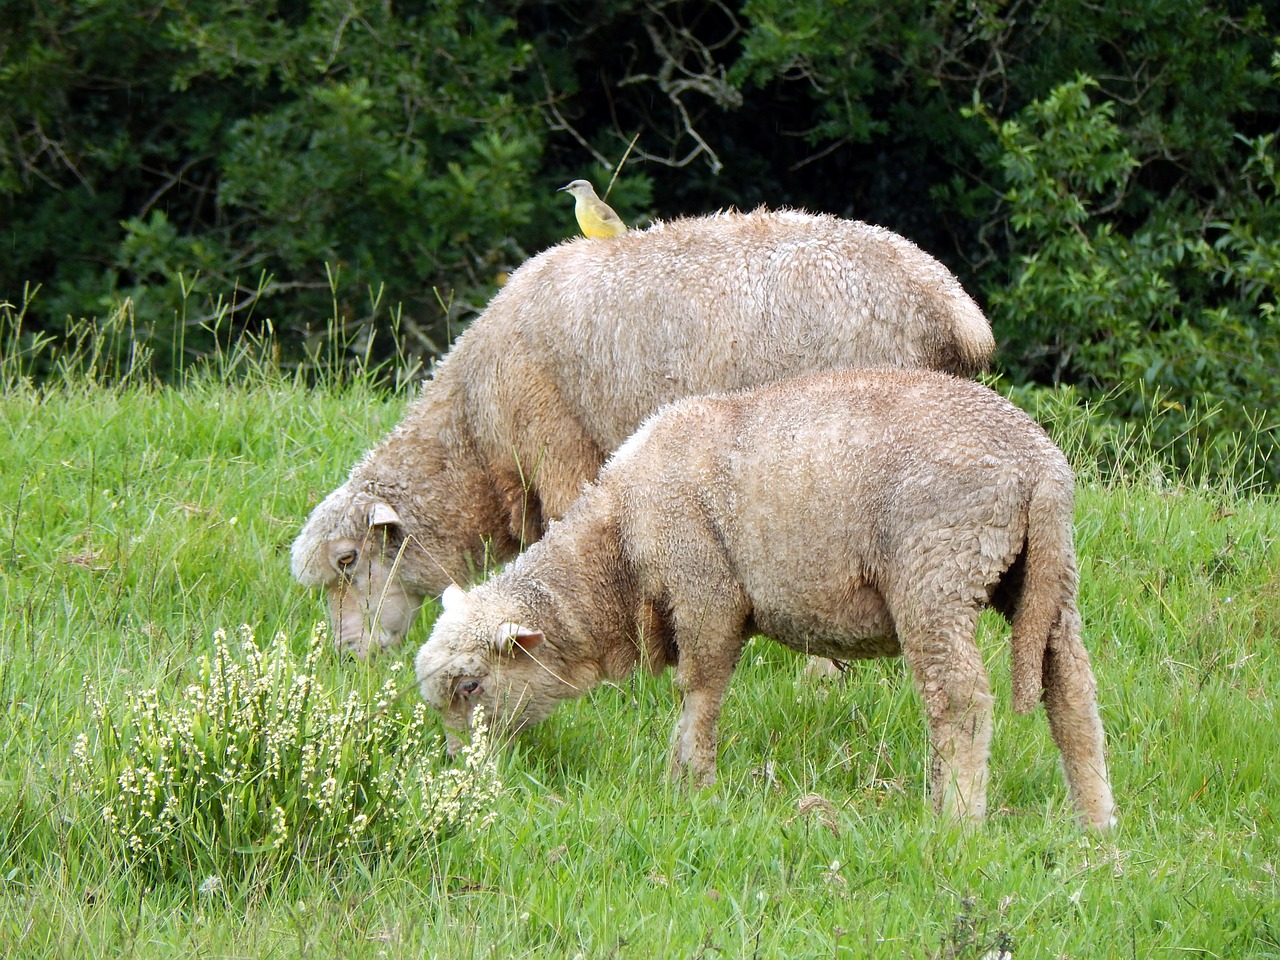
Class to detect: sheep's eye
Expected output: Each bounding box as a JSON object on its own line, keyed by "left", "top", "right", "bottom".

{"left": 334, "top": 549, "right": 359, "bottom": 577}
{"left": 455, "top": 679, "right": 481, "bottom": 700}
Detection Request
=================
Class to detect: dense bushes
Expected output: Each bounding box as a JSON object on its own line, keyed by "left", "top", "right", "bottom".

{"left": 2, "top": 0, "right": 1278, "bottom": 480}
{"left": 2, "top": 0, "right": 548, "bottom": 364}
{"left": 978, "top": 75, "right": 1280, "bottom": 485}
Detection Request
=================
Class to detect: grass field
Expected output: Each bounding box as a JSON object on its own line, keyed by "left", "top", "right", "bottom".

{"left": 1, "top": 341, "right": 1278, "bottom": 958}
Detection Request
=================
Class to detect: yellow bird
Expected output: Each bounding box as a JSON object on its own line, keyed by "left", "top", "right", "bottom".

{"left": 558, "top": 179, "right": 627, "bottom": 239}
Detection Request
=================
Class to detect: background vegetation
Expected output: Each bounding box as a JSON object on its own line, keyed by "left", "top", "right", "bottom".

{"left": 1, "top": 332, "right": 1278, "bottom": 957}
{"left": 3, "top": 1, "right": 1279, "bottom": 481}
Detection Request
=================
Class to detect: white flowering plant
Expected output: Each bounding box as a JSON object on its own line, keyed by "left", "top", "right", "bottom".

{"left": 69, "top": 623, "right": 502, "bottom": 881}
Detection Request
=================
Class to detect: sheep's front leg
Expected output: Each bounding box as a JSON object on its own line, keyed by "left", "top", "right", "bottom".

{"left": 899, "top": 605, "right": 993, "bottom": 822}
{"left": 665, "top": 587, "right": 750, "bottom": 788}
{"left": 670, "top": 679, "right": 732, "bottom": 787}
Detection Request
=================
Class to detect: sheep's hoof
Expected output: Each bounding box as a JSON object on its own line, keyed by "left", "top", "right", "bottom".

{"left": 668, "top": 759, "right": 717, "bottom": 789}
{"left": 1084, "top": 808, "right": 1118, "bottom": 832}
{"left": 802, "top": 657, "right": 847, "bottom": 681}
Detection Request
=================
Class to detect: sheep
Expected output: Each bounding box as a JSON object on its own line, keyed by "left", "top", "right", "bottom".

{"left": 292, "top": 209, "right": 996, "bottom": 657}
{"left": 414, "top": 369, "right": 1117, "bottom": 829}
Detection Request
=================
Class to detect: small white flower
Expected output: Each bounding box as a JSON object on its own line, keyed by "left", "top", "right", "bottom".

{"left": 198, "top": 875, "right": 223, "bottom": 896}
{"left": 271, "top": 805, "right": 289, "bottom": 849}
{"left": 70, "top": 732, "right": 91, "bottom": 765}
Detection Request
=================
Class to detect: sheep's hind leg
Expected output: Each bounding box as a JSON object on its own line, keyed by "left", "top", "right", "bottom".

{"left": 898, "top": 603, "right": 993, "bottom": 823}
{"left": 1042, "top": 610, "right": 1117, "bottom": 830}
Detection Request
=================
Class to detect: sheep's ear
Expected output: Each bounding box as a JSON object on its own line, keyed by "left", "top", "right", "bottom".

{"left": 441, "top": 584, "right": 467, "bottom": 611}
{"left": 495, "top": 621, "right": 544, "bottom": 654}
{"left": 368, "top": 500, "right": 401, "bottom": 528}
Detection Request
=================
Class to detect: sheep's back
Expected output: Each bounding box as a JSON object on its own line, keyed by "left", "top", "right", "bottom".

{"left": 610, "top": 369, "right": 1066, "bottom": 653}
{"left": 476, "top": 210, "right": 993, "bottom": 451}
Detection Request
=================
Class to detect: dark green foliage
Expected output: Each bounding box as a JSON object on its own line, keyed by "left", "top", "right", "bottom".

{"left": 976, "top": 75, "right": 1280, "bottom": 485}
{"left": 2, "top": 0, "right": 1278, "bottom": 483}
{"left": 1, "top": 0, "right": 563, "bottom": 367}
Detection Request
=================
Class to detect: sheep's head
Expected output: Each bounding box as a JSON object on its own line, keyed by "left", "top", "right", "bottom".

{"left": 291, "top": 484, "right": 427, "bottom": 657}
{"left": 414, "top": 584, "right": 566, "bottom": 753}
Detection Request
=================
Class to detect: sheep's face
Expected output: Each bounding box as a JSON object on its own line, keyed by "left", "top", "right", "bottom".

{"left": 414, "top": 585, "right": 560, "bottom": 752}
{"left": 292, "top": 489, "right": 426, "bottom": 657}
{"left": 323, "top": 532, "right": 425, "bottom": 657}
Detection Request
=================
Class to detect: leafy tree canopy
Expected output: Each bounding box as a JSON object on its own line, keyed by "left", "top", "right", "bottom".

{"left": 2, "top": 0, "right": 1278, "bottom": 480}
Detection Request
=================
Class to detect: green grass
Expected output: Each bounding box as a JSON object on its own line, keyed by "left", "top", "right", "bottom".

{"left": 1, "top": 346, "right": 1278, "bottom": 957}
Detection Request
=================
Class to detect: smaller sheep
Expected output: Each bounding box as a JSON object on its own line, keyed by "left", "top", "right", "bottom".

{"left": 415, "top": 369, "right": 1116, "bottom": 829}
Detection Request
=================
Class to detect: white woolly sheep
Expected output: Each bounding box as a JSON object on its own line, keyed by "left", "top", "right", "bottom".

{"left": 414, "top": 369, "right": 1116, "bottom": 829}
{"left": 292, "top": 209, "right": 995, "bottom": 657}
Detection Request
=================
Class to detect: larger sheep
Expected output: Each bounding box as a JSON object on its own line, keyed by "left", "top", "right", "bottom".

{"left": 414, "top": 369, "right": 1116, "bottom": 829}
{"left": 292, "top": 209, "right": 996, "bottom": 657}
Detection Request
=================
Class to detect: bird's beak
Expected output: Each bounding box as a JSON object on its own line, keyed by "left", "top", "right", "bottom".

{"left": 557, "top": 183, "right": 571, "bottom": 193}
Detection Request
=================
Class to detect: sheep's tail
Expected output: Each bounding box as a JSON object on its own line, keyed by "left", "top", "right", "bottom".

{"left": 916, "top": 284, "right": 995, "bottom": 378}
{"left": 948, "top": 290, "right": 996, "bottom": 376}
{"left": 1009, "top": 467, "right": 1079, "bottom": 714}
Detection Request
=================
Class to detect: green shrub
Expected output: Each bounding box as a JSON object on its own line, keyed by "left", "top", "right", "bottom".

{"left": 68, "top": 623, "right": 501, "bottom": 883}
{"left": 0, "top": 0, "right": 566, "bottom": 370}
{"left": 976, "top": 75, "right": 1280, "bottom": 488}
